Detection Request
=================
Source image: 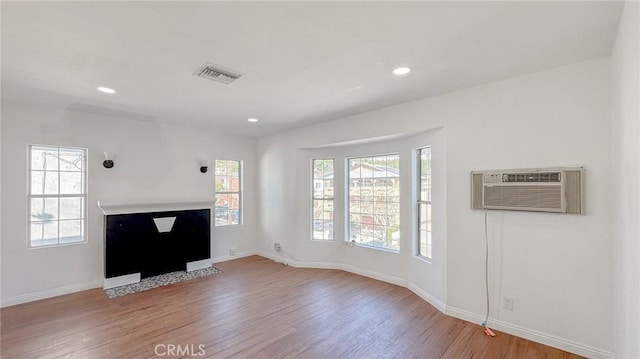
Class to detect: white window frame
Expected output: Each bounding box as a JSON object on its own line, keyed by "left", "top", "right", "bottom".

{"left": 417, "top": 146, "right": 432, "bottom": 259}
{"left": 214, "top": 159, "right": 242, "bottom": 227}
{"left": 311, "top": 158, "right": 334, "bottom": 241}
{"left": 28, "top": 145, "right": 88, "bottom": 248}
{"left": 347, "top": 153, "right": 400, "bottom": 252}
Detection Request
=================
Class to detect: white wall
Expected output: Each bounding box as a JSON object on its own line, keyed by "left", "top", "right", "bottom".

{"left": 0, "top": 101, "right": 257, "bottom": 305}
{"left": 0, "top": 85, "right": 3, "bottom": 303}
{"left": 257, "top": 58, "right": 613, "bottom": 356}
{"left": 444, "top": 59, "right": 612, "bottom": 357}
{"left": 611, "top": 2, "right": 640, "bottom": 359}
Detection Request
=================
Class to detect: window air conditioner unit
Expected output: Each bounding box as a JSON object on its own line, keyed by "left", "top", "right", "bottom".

{"left": 470, "top": 167, "right": 584, "bottom": 214}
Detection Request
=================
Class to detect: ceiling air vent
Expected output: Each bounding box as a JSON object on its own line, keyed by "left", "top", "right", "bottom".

{"left": 194, "top": 63, "right": 242, "bottom": 85}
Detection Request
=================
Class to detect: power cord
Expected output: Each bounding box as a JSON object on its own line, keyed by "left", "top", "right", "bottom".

{"left": 482, "top": 210, "right": 496, "bottom": 337}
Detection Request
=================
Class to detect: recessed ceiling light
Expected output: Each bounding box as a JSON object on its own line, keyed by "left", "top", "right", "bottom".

{"left": 248, "top": 118, "right": 259, "bottom": 123}
{"left": 97, "top": 86, "right": 116, "bottom": 94}
{"left": 392, "top": 67, "right": 412, "bottom": 76}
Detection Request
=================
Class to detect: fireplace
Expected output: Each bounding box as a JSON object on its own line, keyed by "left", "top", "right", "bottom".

{"left": 98, "top": 199, "right": 214, "bottom": 289}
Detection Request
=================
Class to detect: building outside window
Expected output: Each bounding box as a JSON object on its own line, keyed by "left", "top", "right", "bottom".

{"left": 312, "top": 159, "right": 334, "bottom": 240}
{"left": 348, "top": 154, "right": 400, "bottom": 251}
{"left": 29, "top": 145, "right": 87, "bottom": 247}
{"left": 215, "top": 160, "right": 242, "bottom": 226}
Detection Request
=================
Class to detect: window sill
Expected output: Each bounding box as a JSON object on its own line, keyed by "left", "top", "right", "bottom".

{"left": 352, "top": 243, "right": 399, "bottom": 254}
{"left": 28, "top": 240, "right": 88, "bottom": 250}
{"left": 414, "top": 254, "right": 432, "bottom": 264}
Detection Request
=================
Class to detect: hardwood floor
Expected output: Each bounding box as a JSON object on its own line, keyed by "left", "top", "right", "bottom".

{"left": 1, "top": 255, "right": 582, "bottom": 359}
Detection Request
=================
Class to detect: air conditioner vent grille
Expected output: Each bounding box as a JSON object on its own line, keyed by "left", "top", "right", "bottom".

{"left": 484, "top": 185, "right": 562, "bottom": 210}
{"left": 194, "top": 63, "right": 242, "bottom": 85}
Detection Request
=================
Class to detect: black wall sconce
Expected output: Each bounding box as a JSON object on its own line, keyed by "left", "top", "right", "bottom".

{"left": 103, "top": 152, "right": 114, "bottom": 169}
{"left": 200, "top": 160, "right": 209, "bottom": 173}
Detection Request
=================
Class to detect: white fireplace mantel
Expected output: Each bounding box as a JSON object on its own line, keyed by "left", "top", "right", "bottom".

{"left": 97, "top": 198, "right": 216, "bottom": 215}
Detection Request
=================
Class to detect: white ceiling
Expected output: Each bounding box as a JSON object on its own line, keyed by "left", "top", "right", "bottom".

{"left": 1, "top": 1, "right": 624, "bottom": 137}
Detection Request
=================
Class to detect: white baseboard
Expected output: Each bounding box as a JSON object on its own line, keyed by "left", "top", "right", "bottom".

{"left": 258, "top": 250, "right": 338, "bottom": 269}
{"left": 257, "top": 250, "right": 407, "bottom": 287}
{"left": 256, "top": 250, "right": 290, "bottom": 265}
{"left": 255, "top": 251, "right": 612, "bottom": 359}
{"left": 0, "top": 251, "right": 614, "bottom": 359}
{"left": 187, "top": 259, "right": 213, "bottom": 272}
{"left": 445, "top": 306, "right": 613, "bottom": 359}
{"left": 340, "top": 263, "right": 407, "bottom": 287}
{"left": 1, "top": 251, "right": 257, "bottom": 308}
{"left": 1, "top": 280, "right": 103, "bottom": 308}
{"left": 211, "top": 250, "right": 257, "bottom": 264}
{"left": 290, "top": 259, "right": 339, "bottom": 269}
{"left": 407, "top": 282, "right": 447, "bottom": 313}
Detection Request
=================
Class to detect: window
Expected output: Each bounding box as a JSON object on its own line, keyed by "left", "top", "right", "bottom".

{"left": 348, "top": 154, "right": 400, "bottom": 251}
{"left": 417, "top": 147, "right": 432, "bottom": 258}
{"left": 312, "top": 159, "right": 334, "bottom": 240}
{"left": 215, "top": 160, "right": 242, "bottom": 226}
{"left": 29, "top": 145, "right": 87, "bottom": 247}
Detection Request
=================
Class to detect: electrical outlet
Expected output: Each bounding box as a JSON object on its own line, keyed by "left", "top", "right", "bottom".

{"left": 503, "top": 296, "right": 514, "bottom": 311}
{"left": 274, "top": 243, "right": 281, "bottom": 252}
{"left": 229, "top": 247, "right": 236, "bottom": 256}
